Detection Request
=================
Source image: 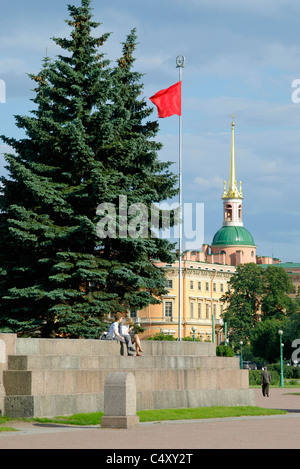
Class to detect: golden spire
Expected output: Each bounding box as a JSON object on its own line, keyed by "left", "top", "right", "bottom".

{"left": 223, "top": 114, "right": 243, "bottom": 199}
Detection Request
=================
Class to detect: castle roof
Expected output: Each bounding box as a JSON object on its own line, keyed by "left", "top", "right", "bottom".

{"left": 211, "top": 225, "right": 256, "bottom": 247}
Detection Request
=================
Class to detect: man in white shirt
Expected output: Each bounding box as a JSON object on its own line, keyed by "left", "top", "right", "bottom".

{"left": 108, "top": 313, "right": 134, "bottom": 356}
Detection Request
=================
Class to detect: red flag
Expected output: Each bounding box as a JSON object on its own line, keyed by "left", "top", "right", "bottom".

{"left": 150, "top": 81, "right": 181, "bottom": 118}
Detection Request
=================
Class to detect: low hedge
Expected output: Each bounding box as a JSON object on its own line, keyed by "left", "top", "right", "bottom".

{"left": 249, "top": 369, "right": 280, "bottom": 386}
{"left": 216, "top": 345, "right": 235, "bottom": 357}
{"left": 267, "top": 364, "right": 300, "bottom": 380}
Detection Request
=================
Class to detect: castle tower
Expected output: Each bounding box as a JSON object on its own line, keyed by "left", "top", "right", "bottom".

{"left": 210, "top": 116, "right": 256, "bottom": 266}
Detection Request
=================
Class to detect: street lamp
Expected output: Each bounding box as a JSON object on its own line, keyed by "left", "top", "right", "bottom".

{"left": 191, "top": 326, "right": 197, "bottom": 342}
{"left": 212, "top": 313, "right": 215, "bottom": 344}
{"left": 278, "top": 330, "right": 284, "bottom": 387}
{"left": 240, "top": 341, "right": 243, "bottom": 370}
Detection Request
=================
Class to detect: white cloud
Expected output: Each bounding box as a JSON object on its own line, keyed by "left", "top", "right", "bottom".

{"left": 193, "top": 175, "right": 224, "bottom": 189}
{"left": 174, "top": 0, "right": 300, "bottom": 18}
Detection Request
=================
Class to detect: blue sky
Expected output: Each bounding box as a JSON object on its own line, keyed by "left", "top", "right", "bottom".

{"left": 1, "top": 0, "right": 300, "bottom": 262}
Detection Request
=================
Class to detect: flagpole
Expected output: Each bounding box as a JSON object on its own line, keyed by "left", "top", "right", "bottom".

{"left": 176, "top": 55, "right": 185, "bottom": 341}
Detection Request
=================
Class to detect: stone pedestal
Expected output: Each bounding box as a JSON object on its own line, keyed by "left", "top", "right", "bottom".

{"left": 101, "top": 372, "right": 140, "bottom": 429}
{"left": 1, "top": 336, "right": 255, "bottom": 418}
{"left": 0, "top": 335, "right": 16, "bottom": 416}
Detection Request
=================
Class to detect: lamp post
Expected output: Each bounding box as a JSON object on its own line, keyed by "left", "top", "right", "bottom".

{"left": 278, "top": 330, "right": 284, "bottom": 387}
{"left": 240, "top": 341, "right": 243, "bottom": 369}
{"left": 176, "top": 55, "right": 185, "bottom": 342}
{"left": 191, "top": 326, "right": 197, "bottom": 342}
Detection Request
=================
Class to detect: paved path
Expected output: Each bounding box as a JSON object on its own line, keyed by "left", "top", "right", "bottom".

{"left": 0, "top": 388, "right": 299, "bottom": 450}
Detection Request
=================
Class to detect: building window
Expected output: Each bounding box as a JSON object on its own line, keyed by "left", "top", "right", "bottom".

{"left": 167, "top": 279, "right": 173, "bottom": 289}
{"left": 238, "top": 204, "right": 242, "bottom": 220}
{"left": 198, "top": 281, "right": 202, "bottom": 291}
{"left": 220, "top": 283, "right": 224, "bottom": 293}
{"left": 164, "top": 301, "right": 173, "bottom": 318}
{"left": 213, "top": 282, "right": 216, "bottom": 292}
{"left": 198, "top": 302, "right": 202, "bottom": 319}
{"left": 206, "top": 304, "right": 210, "bottom": 319}
{"left": 190, "top": 302, "right": 194, "bottom": 319}
{"left": 213, "top": 304, "right": 217, "bottom": 316}
{"left": 225, "top": 204, "right": 232, "bottom": 221}
{"left": 205, "top": 282, "right": 209, "bottom": 291}
{"left": 190, "top": 280, "right": 194, "bottom": 290}
{"left": 130, "top": 310, "right": 137, "bottom": 319}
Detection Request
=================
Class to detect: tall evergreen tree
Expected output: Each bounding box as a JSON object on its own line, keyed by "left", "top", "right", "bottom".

{"left": 0, "top": 0, "right": 178, "bottom": 338}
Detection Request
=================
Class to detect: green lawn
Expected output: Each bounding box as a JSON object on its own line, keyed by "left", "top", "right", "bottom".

{"left": 0, "top": 406, "right": 287, "bottom": 431}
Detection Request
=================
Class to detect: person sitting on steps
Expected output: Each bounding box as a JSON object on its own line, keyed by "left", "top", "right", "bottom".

{"left": 120, "top": 317, "right": 143, "bottom": 356}
{"left": 107, "top": 312, "right": 135, "bottom": 356}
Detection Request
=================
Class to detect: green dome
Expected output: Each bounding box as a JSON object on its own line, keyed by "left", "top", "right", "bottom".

{"left": 211, "top": 226, "right": 255, "bottom": 246}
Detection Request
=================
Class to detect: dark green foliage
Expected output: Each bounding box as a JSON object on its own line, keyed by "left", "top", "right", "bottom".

{"left": 221, "top": 263, "right": 298, "bottom": 352}
{"left": 268, "top": 363, "right": 300, "bottom": 380}
{"left": 147, "top": 333, "right": 176, "bottom": 341}
{"left": 221, "top": 263, "right": 264, "bottom": 347}
{"left": 0, "top": 1, "right": 178, "bottom": 338}
{"left": 182, "top": 336, "right": 200, "bottom": 342}
{"left": 216, "top": 345, "right": 235, "bottom": 357}
{"left": 248, "top": 369, "right": 280, "bottom": 386}
{"left": 250, "top": 318, "right": 286, "bottom": 363}
{"left": 261, "top": 266, "right": 295, "bottom": 319}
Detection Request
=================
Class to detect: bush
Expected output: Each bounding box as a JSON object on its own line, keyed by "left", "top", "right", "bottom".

{"left": 249, "top": 370, "right": 262, "bottom": 386}
{"left": 147, "top": 333, "right": 176, "bottom": 341}
{"left": 182, "top": 336, "right": 200, "bottom": 341}
{"left": 292, "top": 367, "right": 300, "bottom": 379}
{"left": 268, "top": 363, "right": 300, "bottom": 380}
{"left": 249, "top": 369, "right": 280, "bottom": 386}
{"left": 216, "top": 345, "right": 235, "bottom": 357}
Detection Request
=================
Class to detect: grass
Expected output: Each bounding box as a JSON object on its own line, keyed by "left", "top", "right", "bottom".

{"left": 136, "top": 406, "right": 286, "bottom": 422}
{"left": 0, "top": 427, "right": 18, "bottom": 432}
{"left": 0, "top": 415, "right": 19, "bottom": 432}
{"left": 250, "top": 384, "right": 300, "bottom": 389}
{"left": 0, "top": 406, "right": 287, "bottom": 431}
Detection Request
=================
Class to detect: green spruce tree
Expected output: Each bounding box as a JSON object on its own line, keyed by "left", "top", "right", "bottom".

{"left": 0, "top": 0, "right": 178, "bottom": 338}
{"left": 95, "top": 28, "right": 179, "bottom": 313}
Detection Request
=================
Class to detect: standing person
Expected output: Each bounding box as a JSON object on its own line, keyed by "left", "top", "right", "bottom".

{"left": 261, "top": 366, "right": 272, "bottom": 397}
{"left": 107, "top": 313, "right": 134, "bottom": 356}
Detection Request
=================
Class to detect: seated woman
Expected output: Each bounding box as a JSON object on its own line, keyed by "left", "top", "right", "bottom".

{"left": 120, "top": 318, "right": 143, "bottom": 356}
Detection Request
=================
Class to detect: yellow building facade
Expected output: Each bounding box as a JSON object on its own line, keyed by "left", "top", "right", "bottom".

{"left": 137, "top": 257, "right": 236, "bottom": 342}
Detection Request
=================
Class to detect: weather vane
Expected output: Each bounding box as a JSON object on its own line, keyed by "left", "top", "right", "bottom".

{"left": 176, "top": 55, "right": 185, "bottom": 68}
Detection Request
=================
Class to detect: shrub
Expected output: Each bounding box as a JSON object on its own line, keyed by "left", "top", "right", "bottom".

{"left": 249, "top": 370, "right": 262, "bottom": 386}
{"left": 268, "top": 363, "right": 300, "bottom": 379}
{"left": 249, "top": 369, "right": 280, "bottom": 386}
{"left": 147, "top": 333, "right": 176, "bottom": 341}
{"left": 216, "top": 345, "right": 235, "bottom": 357}
{"left": 182, "top": 336, "right": 200, "bottom": 341}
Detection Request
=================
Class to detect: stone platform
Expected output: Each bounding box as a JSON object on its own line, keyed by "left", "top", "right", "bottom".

{"left": 0, "top": 334, "right": 255, "bottom": 418}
